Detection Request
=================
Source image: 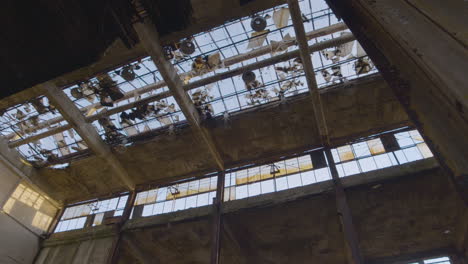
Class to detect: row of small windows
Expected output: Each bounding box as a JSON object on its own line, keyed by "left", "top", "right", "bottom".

{"left": 53, "top": 128, "right": 433, "bottom": 233}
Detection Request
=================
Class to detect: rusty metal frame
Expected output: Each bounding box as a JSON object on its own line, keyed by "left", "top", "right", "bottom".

{"left": 210, "top": 171, "right": 225, "bottom": 264}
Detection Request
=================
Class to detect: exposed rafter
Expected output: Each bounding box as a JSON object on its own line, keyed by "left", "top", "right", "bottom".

{"left": 287, "top": 0, "right": 329, "bottom": 144}
{"left": 42, "top": 83, "right": 135, "bottom": 190}
{"left": 133, "top": 16, "right": 225, "bottom": 170}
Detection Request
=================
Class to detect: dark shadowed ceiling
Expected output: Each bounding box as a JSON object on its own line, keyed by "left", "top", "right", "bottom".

{"left": 0, "top": 0, "right": 196, "bottom": 99}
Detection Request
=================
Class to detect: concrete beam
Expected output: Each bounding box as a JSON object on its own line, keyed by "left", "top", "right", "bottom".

{"left": 42, "top": 83, "right": 135, "bottom": 190}
{"left": 287, "top": 0, "right": 329, "bottom": 143}
{"left": 7, "top": 23, "right": 349, "bottom": 147}
{"left": 325, "top": 0, "right": 468, "bottom": 203}
{"left": 133, "top": 16, "right": 225, "bottom": 170}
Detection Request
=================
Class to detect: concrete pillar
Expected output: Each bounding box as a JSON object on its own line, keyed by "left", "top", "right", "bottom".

{"left": 326, "top": 0, "right": 468, "bottom": 203}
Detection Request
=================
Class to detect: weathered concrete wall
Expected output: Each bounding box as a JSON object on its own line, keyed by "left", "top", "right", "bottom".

{"left": 0, "top": 214, "right": 40, "bottom": 264}
{"left": 0, "top": 162, "right": 40, "bottom": 264}
{"left": 35, "top": 237, "right": 114, "bottom": 264}
{"left": 327, "top": 0, "right": 468, "bottom": 202}
{"left": 34, "top": 75, "right": 410, "bottom": 203}
{"left": 35, "top": 225, "right": 116, "bottom": 264}
{"left": 112, "top": 160, "right": 464, "bottom": 263}
{"left": 38, "top": 158, "right": 466, "bottom": 264}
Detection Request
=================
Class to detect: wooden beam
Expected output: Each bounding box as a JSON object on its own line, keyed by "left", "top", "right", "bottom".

{"left": 9, "top": 32, "right": 354, "bottom": 149}
{"left": 287, "top": 0, "right": 329, "bottom": 144}
{"left": 133, "top": 16, "right": 225, "bottom": 170}
{"left": 42, "top": 83, "right": 135, "bottom": 190}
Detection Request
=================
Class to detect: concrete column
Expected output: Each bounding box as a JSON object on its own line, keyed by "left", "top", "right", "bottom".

{"left": 326, "top": 0, "right": 468, "bottom": 203}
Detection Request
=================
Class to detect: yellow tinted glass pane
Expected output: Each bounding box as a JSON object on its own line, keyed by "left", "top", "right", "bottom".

{"left": 337, "top": 145, "right": 355, "bottom": 162}
{"left": 367, "top": 139, "right": 385, "bottom": 155}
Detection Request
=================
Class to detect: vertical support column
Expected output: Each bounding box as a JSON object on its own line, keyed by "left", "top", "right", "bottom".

{"left": 325, "top": 149, "right": 364, "bottom": 264}
{"left": 47, "top": 207, "right": 65, "bottom": 235}
{"left": 325, "top": 0, "right": 468, "bottom": 203}
{"left": 107, "top": 191, "right": 137, "bottom": 264}
{"left": 211, "top": 171, "right": 225, "bottom": 264}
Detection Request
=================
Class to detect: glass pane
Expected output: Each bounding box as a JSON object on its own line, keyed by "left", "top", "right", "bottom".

{"left": 337, "top": 145, "right": 355, "bottom": 162}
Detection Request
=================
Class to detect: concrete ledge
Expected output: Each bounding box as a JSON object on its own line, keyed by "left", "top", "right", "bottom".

{"left": 43, "top": 224, "right": 116, "bottom": 247}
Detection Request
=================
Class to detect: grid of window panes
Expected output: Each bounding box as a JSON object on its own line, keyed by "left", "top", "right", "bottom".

{"left": 3, "top": 0, "right": 380, "bottom": 165}
{"left": 133, "top": 175, "right": 218, "bottom": 218}
{"left": 191, "top": 55, "right": 376, "bottom": 117}
{"left": 53, "top": 127, "right": 435, "bottom": 228}
{"left": 54, "top": 194, "right": 129, "bottom": 233}
{"left": 59, "top": 0, "right": 375, "bottom": 138}
{"left": 0, "top": 96, "right": 63, "bottom": 140}
{"left": 90, "top": 95, "right": 186, "bottom": 141}
{"left": 15, "top": 128, "right": 88, "bottom": 163}
{"left": 331, "top": 129, "right": 433, "bottom": 177}
{"left": 0, "top": 95, "right": 89, "bottom": 162}
{"left": 184, "top": 1, "right": 377, "bottom": 117}
{"left": 223, "top": 154, "right": 331, "bottom": 201}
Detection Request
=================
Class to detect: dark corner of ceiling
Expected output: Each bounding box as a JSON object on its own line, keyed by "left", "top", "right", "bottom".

{"left": 0, "top": 0, "right": 195, "bottom": 100}
{"left": 0, "top": 0, "right": 140, "bottom": 100}
{"left": 139, "top": 0, "right": 193, "bottom": 38}
{"left": 240, "top": 0, "right": 256, "bottom": 6}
